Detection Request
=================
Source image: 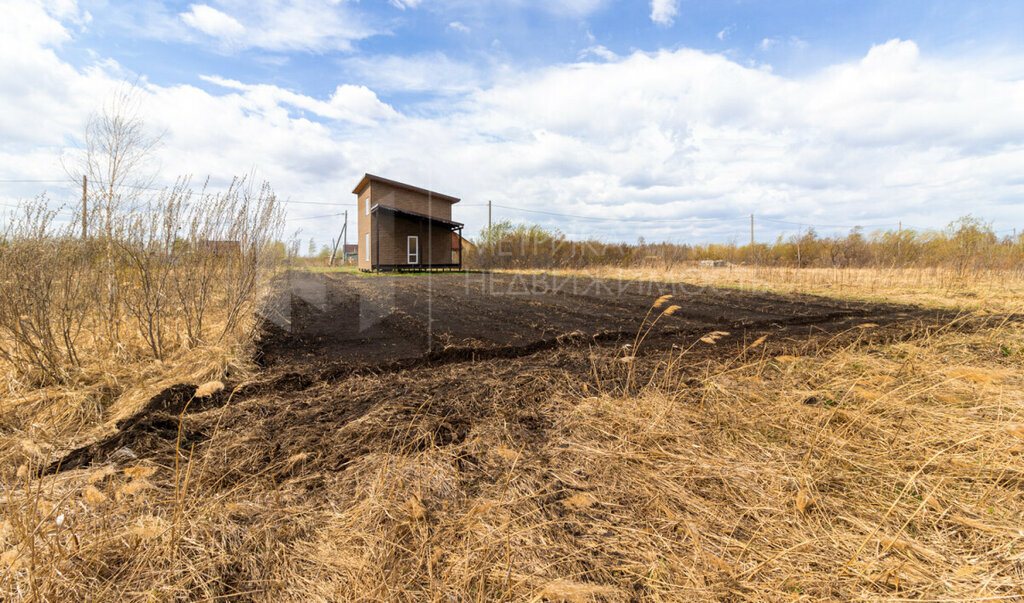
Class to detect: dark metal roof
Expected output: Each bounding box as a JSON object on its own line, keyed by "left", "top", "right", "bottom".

{"left": 352, "top": 173, "right": 460, "bottom": 204}
{"left": 371, "top": 204, "right": 464, "bottom": 228}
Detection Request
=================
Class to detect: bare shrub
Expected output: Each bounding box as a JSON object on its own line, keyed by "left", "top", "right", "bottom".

{"left": 115, "top": 177, "right": 284, "bottom": 359}
{"left": 0, "top": 199, "right": 92, "bottom": 385}
{"left": 0, "top": 180, "right": 283, "bottom": 381}
{"left": 471, "top": 215, "right": 1024, "bottom": 273}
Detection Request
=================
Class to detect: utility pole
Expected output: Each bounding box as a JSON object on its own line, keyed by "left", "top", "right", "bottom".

{"left": 487, "top": 200, "right": 492, "bottom": 236}
{"left": 81, "top": 175, "right": 87, "bottom": 239}
{"left": 897, "top": 221, "right": 902, "bottom": 260}
{"left": 750, "top": 214, "right": 754, "bottom": 247}
{"left": 796, "top": 226, "right": 802, "bottom": 267}
{"left": 328, "top": 210, "right": 347, "bottom": 267}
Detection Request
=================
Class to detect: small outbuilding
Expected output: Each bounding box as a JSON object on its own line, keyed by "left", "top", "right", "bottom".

{"left": 341, "top": 244, "right": 359, "bottom": 264}
{"left": 354, "top": 174, "right": 464, "bottom": 271}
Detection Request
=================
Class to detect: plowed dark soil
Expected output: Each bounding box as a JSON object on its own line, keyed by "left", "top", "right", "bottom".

{"left": 50, "top": 270, "right": 960, "bottom": 475}
{"left": 254, "top": 271, "right": 924, "bottom": 370}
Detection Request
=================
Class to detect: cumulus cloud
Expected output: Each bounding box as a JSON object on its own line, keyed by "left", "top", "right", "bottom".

{"left": 200, "top": 75, "right": 400, "bottom": 125}
{"left": 650, "top": 0, "right": 678, "bottom": 26}
{"left": 3, "top": 4, "right": 1024, "bottom": 246}
{"left": 447, "top": 21, "right": 470, "bottom": 33}
{"left": 337, "top": 53, "right": 486, "bottom": 94}
{"left": 180, "top": 4, "right": 244, "bottom": 38}
{"left": 170, "top": 0, "right": 376, "bottom": 52}
{"left": 579, "top": 45, "right": 618, "bottom": 61}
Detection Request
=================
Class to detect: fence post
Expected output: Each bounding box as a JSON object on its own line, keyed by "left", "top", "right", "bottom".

{"left": 81, "top": 175, "right": 88, "bottom": 238}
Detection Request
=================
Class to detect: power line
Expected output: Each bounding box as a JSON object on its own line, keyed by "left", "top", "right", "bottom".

{"left": 755, "top": 217, "right": 901, "bottom": 229}
{"left": 279, "top": 199, "right": 353, "bottom": 206}
{"left": 285, "top": 211, "right": 346, "bottom": 222}
{"left": 489, "top": 203, "right": 744, "bottom": 223}
{"left": 3, "top": 176, "right": 1019, "bottom": 234}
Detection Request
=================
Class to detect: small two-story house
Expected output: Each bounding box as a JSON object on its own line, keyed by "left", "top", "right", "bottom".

{"left": 353, "top": 174, "right": 464, "bottom": 271}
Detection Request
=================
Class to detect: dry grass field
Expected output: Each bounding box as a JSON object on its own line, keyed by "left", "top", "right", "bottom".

{"left": 530, "top": 264, "right": 1024, "bottom": 313}
{"left": 2, "top": 265, "right": 1023, "bottom": 601}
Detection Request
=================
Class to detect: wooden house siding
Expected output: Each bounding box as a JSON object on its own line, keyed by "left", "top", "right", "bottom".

{"left": 355, "top": 175, "right": 462, "bottom": 271}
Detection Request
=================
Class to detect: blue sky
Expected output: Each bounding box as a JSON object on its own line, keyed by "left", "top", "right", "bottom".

{"left": 2, "top": 0, "right": 1024, "bottom": 244}
{"left": 66, "top": 1, "right": 1024, "bottom": 101}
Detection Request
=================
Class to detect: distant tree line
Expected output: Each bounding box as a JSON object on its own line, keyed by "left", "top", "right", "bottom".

{"left": 469, "top": 216, "right": 1023, "bottom": 274}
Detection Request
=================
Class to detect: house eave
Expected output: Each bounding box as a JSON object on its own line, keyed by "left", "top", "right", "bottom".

{"left": 352, "top": 173, "right": 461, "bottom": 204}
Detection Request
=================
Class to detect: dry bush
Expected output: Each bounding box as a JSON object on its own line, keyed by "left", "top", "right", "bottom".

{"left": 0, "top": 178, "right": 283, "bottom": 485}
{"left": 0, "top": 201, "right": 93, "bottom": 385}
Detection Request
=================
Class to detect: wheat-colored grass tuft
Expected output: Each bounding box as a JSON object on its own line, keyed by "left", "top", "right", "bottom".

{"left": 130, "top": 515, "right": 170, "bottom": 540}
{"left": 562, "top": 492, "right": 599, "bottom": 510}
{"left": 662, "top": 304, "right": 681, "bottom": 316}
{"left": 539, "top": 579, "right": 618, "bottom": 602}
{"left": 652, "top": 294, "right": 673, "bottom": 308}
{"left": 699, "top": 330, "right": 730, "bottom": 344}
{"left": 943, "top": 366, "right": 1007, "bottom": 384}
{"left": 19, "top": 439, "right": 46, "bottom": 459}
{"left": 82, "top": 485, "right": 108, "bottom": 506}
{"left": 493, "top": 446, "right": 519, "bottom": 461}
{"left": 87, "top": 465, "right": 115, "bottom": 483}
{"left": 195, "top": 380, "right": 225, "bottom": 398}
{"left": 118, "top": 478, "right": 155, "bottom": 498}
{"left": 123, "top": 465, "right": 157, "bottom": 480}
{"left": 795, "top": 488, "right": 813, "bottom": 514}
{"left": 1, "top": 546, "right": 26, "bottom": 571}
{"left": 406, "top": 495, "right": 427, "bottom": 521}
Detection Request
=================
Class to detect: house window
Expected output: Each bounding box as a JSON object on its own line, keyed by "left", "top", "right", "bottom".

{"left": 407, "top": 236, "right": 419, "bottom": 265}
{"left": 364, "top": 198, "right": 369, "bottom": 216}
{"left": 365, "top": 233, "right": 370, "bottom": 262}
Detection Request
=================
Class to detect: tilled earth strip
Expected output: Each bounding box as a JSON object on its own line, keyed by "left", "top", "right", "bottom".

{"left": 47, "top": 271, "right": 976, "bottom": 475}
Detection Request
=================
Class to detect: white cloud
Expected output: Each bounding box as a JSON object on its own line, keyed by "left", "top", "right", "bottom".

{"left": 180, "top": 4, "right": 244, "bottom": 39}
{"left": 169, "top": 0, "right": 377, "bottom": 52}
{"left": 1, "top": 0, "right": 72, "bottom": 47}
{"left": 389, "top": 0, "right": 423, "bottom": 8}
{"left": 3, "top": 6, "right": 1024, "bottom": 246}
{"left": 535, "top": 0, "right": 606, "bottom": 17}
{"left": 579, "top": 45, "right": 617, "bottom": 61}
{"left": 650, "top": 0, "right": 678, "bottom": 27}
{"left": 717, "top": 25, "right": 732, "bottom": 41}
{"left": 761, "top": 36, "right": 808, "bottom": 52}
{"left": 238, "top": 0, "right": 375, "bottom": 52}
{"left": 338, "top": 53, "right": 487, "bottom": 94}
{"left": 200, "top": 75, "right": 399, "bottom": 125}
{"left": 447, "top": 21, "right": 470, "bottom": 33}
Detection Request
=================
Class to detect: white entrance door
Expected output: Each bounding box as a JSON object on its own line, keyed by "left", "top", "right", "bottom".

{"left": 407, "top": 235, "right": 419, "bottom": 265}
